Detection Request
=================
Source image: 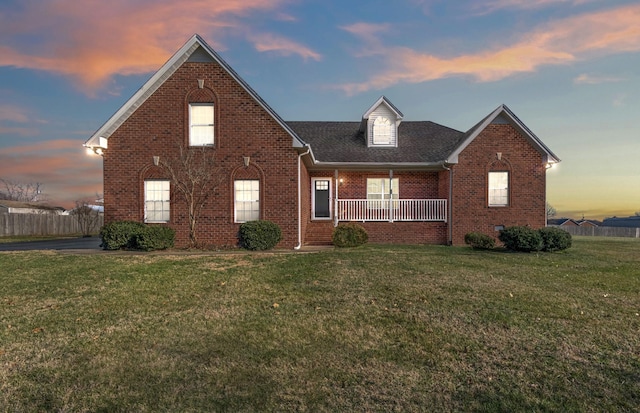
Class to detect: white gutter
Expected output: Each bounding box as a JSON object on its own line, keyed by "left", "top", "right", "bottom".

{"left": 443, "top": 163, "right": 453, "bottom": 245}
{"left": 294, "top": 147, "right": 311, "bottom": 250}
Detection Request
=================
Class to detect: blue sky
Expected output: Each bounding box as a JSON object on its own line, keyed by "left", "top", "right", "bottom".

{"left": 1, "top": 0, "right": 639, "bottom": 219}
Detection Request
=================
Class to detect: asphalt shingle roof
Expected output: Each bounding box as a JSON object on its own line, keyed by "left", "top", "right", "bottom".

{"left": 286, "top": 121, "right": 465, "bottom": 164}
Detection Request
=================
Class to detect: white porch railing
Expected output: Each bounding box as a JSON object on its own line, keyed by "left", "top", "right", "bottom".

{"left": 336, "top": 199, "right": 447, "bottom": 222}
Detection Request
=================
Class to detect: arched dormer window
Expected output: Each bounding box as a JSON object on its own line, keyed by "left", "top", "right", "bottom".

{"left": 373, "top": 116, "right": 392, "bottom": 145}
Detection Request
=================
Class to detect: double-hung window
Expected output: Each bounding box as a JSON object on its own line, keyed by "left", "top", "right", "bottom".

{"left": 235, "top": 180, "right": 260, "bottom": 222}
{"left": 189, "top": 103, "right": 214, "bottom": 146}
{"left": 488, "top": 171, "right": 509, "bottom": 206}
{"left": 367, "top": 178, "right": 399, "bottom": 209}
{"left": 144, "top": 180, "right": 170, "bottom": 222}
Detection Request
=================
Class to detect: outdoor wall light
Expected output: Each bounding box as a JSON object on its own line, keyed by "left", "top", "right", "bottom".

{"left": 545, "top": 162, "right": 554, "bottom": 170}
{"left": 95, "top": 148, "right": 104, "bottom": 156}
{"left": 339, "top": 178, "right": 344, "bottom": 185}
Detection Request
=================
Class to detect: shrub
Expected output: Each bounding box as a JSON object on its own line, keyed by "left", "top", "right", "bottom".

{"left": 464, "top": 232, "right": 495, "bottom": 250}
{"left": 99, "top": 221, "right": 146, "bottom": 250}
{"left": 332, "top": 223, "right": 368, "bottom": 248}
{"left": 539, "top": 227, "right": 572, "bottom": 252}
{"left": 99, "top": 221, "right": 175, "bottom": 251}
{"left": 133, "top": 225, "right": 175, "bottom": 251}
{"left": 499, "top": 226, "right": 543, "bottom": 252}
{"left": 239, "top": 220, "right": 282, "bottom": 250}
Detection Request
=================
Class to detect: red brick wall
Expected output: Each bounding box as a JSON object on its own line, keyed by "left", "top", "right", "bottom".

{"left": 103, "top": 60, "right": 300, "bottom": 248}
{"left": 450, "top": 123, "right": 547, "bottom": 245}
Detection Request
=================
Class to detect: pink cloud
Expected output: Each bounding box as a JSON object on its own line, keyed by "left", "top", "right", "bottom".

{"left": 0, "top": 0, "right": 315, "bottom": 94}
{"left": 0, "top": 139, "right": 102, "bottom": 208}
{"left": 249, "top": 33, "right": 322, "bottom": 61}
{"left": 573, "top": 74, "right": 625, "bottom": 84}
{"left": 0, "top": 105, "right": 29, "bottom": 123}
{"left": 340, "top": 22, "right": 391, "bottom": 43}
{"left": 475, "top": 0, "right": 594, "bottom": 14}
{"left": 338, "top": 4, "right": 640, "bottom": 94}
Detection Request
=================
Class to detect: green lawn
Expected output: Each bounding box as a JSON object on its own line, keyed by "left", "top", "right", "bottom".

{"left": 1, "top": 238, "right": 639, "bottom": 412}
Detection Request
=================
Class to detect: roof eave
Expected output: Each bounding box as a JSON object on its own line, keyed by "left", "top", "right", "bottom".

{"left": 308, "top": 160, "right": 449, "bottom": 171}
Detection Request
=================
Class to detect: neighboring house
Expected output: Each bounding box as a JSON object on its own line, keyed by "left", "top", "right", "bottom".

{"left": 0, "top": 200, "right": 65, "bottom": 215}
{"left": 548, "top": 218, "right": 579, "bottom": 227}
{"left": 548, "top": 218, "right": 600, "bottom": 227}
{"left": 602, "top": 216, "right": 640, "bottom": 228}
{"left": 576, "top": 219, "right": 600, "bottom": 227}
{"left": 85, "top": 34, "right": 560, "bottom": 248}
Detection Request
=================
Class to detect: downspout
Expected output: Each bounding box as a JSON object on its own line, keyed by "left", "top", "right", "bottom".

{"left": 444, "top": 164, "right": 453, "bottom": 246}
{"left": 294, "top": 147, "right": 311, "bottom": 250}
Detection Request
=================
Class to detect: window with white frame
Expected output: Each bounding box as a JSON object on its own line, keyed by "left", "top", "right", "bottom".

{"left": 189, "top": 103, "right": 214, "bottom": 146}
{"left": 235, "top": 180, "right": 260, "bottom": 222}
{"left": 488, "top": 171, "right": 509, "bottom": 206}
{"left": 144, "top": 180, "right": 170, "bottom": 222}
{"left": 372, "top": 116, "right": 392, "bottom": 145}
{"left": 367, "top": 178, "right": 399, "bottom": 208}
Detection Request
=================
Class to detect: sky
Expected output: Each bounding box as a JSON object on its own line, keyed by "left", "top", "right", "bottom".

{"left": 0, "top": 0, "right": 639, "bottom": 219}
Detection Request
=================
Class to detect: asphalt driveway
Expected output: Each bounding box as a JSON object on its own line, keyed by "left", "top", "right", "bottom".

{"left": 0, "top": 236, "right": 102, "bottom": 251}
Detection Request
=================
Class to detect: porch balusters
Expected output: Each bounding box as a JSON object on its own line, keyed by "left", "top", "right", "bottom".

{"left": 336, "top": 199, "right": 447, "bottom": 222}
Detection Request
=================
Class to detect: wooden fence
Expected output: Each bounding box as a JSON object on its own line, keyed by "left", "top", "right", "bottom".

{"left": 551, "top": 225, "right": 640, "bottom": 238}
{"left": 0, "top": 213, "right": 103, "bottom": 237}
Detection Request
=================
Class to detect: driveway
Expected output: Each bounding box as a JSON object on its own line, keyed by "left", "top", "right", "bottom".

{"left": 0, "top": 236, "right": 102, "bottom": 251}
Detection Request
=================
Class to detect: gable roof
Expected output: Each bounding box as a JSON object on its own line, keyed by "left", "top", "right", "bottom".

{"left": 84, "top": 34, "right": 305, "bottom": 152}
{"left": 287, "top": 120, "right": 464, "bottom": 169}
{"left": 362, "top": 96, "right": 404, "bottom": 121}
{"left": 447, "top": 104, "right": 560, "bottom": 164}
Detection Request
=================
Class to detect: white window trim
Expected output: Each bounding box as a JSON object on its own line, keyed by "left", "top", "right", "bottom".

{"left": 144, "top": 180, "right": 170, "bottom": 223}
{"left": 311, "top": 178, "right": 332, "bottom": 220}
{"left": 234, "top": 180, "right": 260, "bottom": 223}
{"left": 488, "top": 171, "right": 509, "bottom": 207}
{"left": 189, "top": 103, "right": 214, "bottom": 146}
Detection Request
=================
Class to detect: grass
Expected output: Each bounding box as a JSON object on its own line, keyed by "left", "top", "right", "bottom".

{"left": 1, "top": 237, "right": 639, "bottom": 412}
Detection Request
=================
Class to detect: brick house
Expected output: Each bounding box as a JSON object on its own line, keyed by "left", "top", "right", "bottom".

{"left": 85, "top": 34, "right": 560, "bottom": 248}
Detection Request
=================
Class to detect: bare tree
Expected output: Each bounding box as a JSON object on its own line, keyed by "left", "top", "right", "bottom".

{"left": 0, "top": 178, "right": 46, "bottom": 202}
{"left": 158, "top": 144, "right": 224, "bottom": 248}
{"left": 546, "top": 202, "right": 557, "bottom": 219}
{"left": 71, "top": 199, "right": 102, "bottom": 236}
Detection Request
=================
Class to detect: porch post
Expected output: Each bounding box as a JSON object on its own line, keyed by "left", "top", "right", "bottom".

{"left": 389, "top": 169, "right": 393, "bottom": 223}
{"left": 334, "top": 169, "right": 339, "bottom": 226}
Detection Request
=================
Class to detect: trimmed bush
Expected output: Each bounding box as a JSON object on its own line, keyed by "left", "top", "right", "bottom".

{"left": 99, "top": 221, "right": 146, "bottom": 250}
{"left": 539, "top": 227, "right": 572, "bottom": 252}
{"left": 99, "top": 221, "right": 175, "bottom": 251}
{"left": 499, "top": 226, "right": 543, "bottom": 252}
{"left": 239, "top": 220, "right": 282, "bottom": 250}
{"left": 464, "top": 232, "right": 496, "bottom": 250}
{"left": 332, "top": 223, "right": 368, "bottom": 248}
{"left": 133, "top": 226, "right": 175, "bottom": 251}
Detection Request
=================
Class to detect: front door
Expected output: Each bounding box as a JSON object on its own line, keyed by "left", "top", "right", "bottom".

{"left": 312, "top": 178, "right": 331, "bottom": 219}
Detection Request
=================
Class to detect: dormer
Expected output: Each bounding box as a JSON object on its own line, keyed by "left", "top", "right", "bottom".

{"left": 361, "top": 96, "right": 404, "bottom": 148}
